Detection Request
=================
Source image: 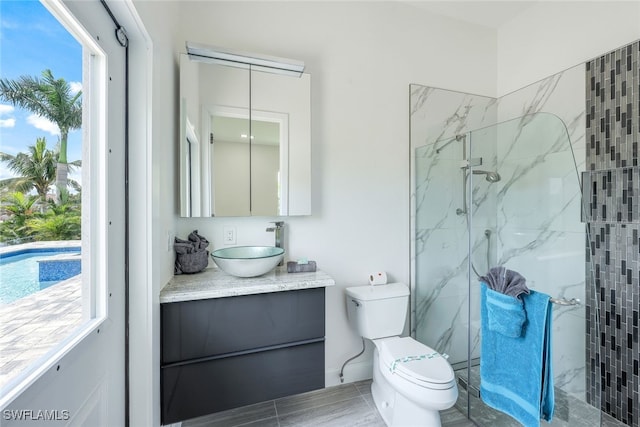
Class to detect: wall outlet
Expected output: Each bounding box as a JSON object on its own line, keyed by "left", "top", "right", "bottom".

{"left": 223, "top": 226, "right": 236, "bottom": 245}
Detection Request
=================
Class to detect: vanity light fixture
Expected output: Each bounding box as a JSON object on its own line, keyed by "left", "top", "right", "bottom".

{"left": 186, "top": 41, "right": 305, "bottom": 77}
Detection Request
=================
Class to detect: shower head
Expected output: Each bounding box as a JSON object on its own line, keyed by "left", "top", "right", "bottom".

{"left": 472, "top": 170, "right": 501, "bottom": 182}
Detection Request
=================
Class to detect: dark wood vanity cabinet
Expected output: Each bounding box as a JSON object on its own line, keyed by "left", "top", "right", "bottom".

{"left": 160, "top": 287, "right": 326, "bottom": 425}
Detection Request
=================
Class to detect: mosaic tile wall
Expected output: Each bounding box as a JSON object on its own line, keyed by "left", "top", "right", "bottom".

{"left": 585, "top": 40, "right": 640, "bottom": 427}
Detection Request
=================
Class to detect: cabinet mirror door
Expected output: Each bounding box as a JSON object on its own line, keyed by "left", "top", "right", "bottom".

{"left": 180, "top": 55, "right": 250, "bottom": 217}
{"left": 179, "top": 53, "right": 311, "bottom": 217}
{"left": 251, "top": 70, "right": 311, "bottom": 216}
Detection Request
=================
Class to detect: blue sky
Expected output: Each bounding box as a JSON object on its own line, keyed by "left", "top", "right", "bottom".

{"left": 0, "top": 0, "right": 82, "bottom": 185}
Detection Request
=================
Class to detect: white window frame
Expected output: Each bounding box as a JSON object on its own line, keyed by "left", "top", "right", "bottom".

{"left": 0, "top": 0, "right": 109, "bottom": 407}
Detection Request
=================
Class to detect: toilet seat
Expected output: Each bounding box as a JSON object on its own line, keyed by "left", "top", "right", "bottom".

{"left": 377, "top": 337, "right": 455, "bottom": 390}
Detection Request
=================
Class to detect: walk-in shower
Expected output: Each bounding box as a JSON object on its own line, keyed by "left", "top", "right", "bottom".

{"left": 411, "top": 102, "right": 606, "bottom": 425}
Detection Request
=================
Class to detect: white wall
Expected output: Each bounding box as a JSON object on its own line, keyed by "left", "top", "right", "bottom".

{"left": 250, "top": 143, "right": 280, "bottom": 216}
{"left": 214, "top": 140, "right": 251, "bottom": 216}
{"left": 173, "top": 0, "right": 497, "bottom": 386}
{"left": 129, "top": 1, "right": 181, "bottom": 426}
{"left": 497, "top": 1, "right": 640, "bottom": 96}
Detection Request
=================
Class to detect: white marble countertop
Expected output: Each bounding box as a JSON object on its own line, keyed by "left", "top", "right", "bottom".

{"left": 160, "top": 266, "right": 335, "bottom": 303}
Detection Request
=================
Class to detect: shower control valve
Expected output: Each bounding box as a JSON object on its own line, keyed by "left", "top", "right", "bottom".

{"left": 459, "top": 157, "right": 483, "bottom": 169}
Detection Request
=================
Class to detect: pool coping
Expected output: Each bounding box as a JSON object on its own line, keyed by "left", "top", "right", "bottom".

{"left": 0, "top": 240, "right": 82, "bottom": 258}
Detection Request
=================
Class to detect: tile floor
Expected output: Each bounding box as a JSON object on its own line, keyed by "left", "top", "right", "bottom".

{"left": 182, "top": 379, "right": 474, "bottom": 427}
{"left": 182, "top": 374, "right": 628, "bottom": 427}
{"left": 455, "top": 366, "right": 627, "bottom": 427}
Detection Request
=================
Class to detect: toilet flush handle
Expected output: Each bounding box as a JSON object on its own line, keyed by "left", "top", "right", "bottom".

{"left": 351, "top": 299, "right": 360, "bottom": 307}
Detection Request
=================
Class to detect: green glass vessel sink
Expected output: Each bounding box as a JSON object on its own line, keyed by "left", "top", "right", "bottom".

{"left": 211, "top": 246, "right": 285, "bottom": 278}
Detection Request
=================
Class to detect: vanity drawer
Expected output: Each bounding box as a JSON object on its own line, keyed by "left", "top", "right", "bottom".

{"left": 161, "top": 287, "right": 325, "bottom": 364}
{"left": 161, "top": 340, "right": 324, "bottom": 425}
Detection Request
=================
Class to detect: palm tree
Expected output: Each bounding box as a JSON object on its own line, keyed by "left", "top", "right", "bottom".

{"left": 0, "top": 137, "right": 81, "bottom": 203}
{"left": 0, "top": 191, "right": 38, "bottom": 242}
{"left": 26, "top": 188, "right": 81, "bottom": 241}
{"left": 1, "top": 137, "right": 55, "bottom": 201}
{"left": 0, "top": 69, "right": 82, "bottom": 190}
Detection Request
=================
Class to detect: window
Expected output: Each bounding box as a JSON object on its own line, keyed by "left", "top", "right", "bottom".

{"left": 0, "top": 0, "right": 108, "bottom": 404}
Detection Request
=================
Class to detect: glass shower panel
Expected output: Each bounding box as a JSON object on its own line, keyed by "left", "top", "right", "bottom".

{"left": 466, "top": 113, "right": 602, "bottom": 426}
{"left": 414, "top": 135, "right": 472, "bottom": 373}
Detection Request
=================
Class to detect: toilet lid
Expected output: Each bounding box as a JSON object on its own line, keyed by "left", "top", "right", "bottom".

{"left": 379, "top": 337, "right": 455, "bottom": 388}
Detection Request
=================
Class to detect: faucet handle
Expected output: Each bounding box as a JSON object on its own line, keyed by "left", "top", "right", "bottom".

{"left": 266, "top": 221, "right": 284, "bottom": 232}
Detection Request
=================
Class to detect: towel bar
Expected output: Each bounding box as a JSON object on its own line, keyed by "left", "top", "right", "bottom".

{"left": 549, "top": 297, "right": 580, "bottom": 306}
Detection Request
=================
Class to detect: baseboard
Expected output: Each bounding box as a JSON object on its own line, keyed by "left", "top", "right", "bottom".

{"left": 325, "top": 359, "right": 373, "bottom": 387}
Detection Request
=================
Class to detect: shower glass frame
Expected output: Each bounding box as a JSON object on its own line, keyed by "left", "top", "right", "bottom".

{"left": 411, "top": 112, "right": 603, "bottom": 426}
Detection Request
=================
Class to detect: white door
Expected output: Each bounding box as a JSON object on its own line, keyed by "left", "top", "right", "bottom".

{"left": 3, "top": 1, "right": 127, "bottom": 425}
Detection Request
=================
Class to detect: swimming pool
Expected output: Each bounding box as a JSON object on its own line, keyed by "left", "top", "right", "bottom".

{"left": 0, "top": 247, "right": 81, "bottom": 305}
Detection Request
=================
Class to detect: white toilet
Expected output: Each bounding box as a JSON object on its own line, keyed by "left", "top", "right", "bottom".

{"left": 345, "top": 283, "right": 458, "bottom": 427}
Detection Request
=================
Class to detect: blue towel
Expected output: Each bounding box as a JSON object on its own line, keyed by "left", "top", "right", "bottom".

{"left": 485, "top": 286, "right": 526, "bottom": 337}
{"left": 480, "top": 282, "right": 554, "bottom": 427}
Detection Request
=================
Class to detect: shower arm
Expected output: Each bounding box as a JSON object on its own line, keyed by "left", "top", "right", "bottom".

{"left": 435, "top": 133, "right": 465, "bottom": 154}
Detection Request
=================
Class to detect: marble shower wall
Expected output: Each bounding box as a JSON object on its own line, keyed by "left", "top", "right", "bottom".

{"left": 410, "top": 64, "right": 586, "bottom": 394}
{"left": 584, "top": 40, "right": 639, "bottom": 427}
{"left": 410, "top": 86, "right": 496, "bottom": 365}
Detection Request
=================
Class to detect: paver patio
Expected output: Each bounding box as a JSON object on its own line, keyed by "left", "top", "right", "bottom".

{"left": 0, "top": 275, "right": 82, "bottom": 388}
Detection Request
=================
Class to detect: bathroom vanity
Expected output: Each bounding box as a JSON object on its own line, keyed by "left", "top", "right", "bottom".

{"left": 159, "top": 267, "right": 334, "bottom": 424}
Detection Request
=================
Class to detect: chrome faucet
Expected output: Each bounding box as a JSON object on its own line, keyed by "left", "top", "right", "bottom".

{"left": 266, "top": 221, "right": 285, "bottom": 265}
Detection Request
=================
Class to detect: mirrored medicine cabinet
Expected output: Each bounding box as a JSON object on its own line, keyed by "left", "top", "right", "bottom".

{"left": 179, "top": 44, "right": 311, "bottom": 217}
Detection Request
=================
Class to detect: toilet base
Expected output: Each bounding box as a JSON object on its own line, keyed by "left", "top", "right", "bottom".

{"left": 371, "top": 350, "right": 444, "bottom": 427}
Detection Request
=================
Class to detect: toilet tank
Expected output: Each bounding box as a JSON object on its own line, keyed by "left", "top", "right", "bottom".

{"left": 344, "top": 283, "right": 409, "bottom": 340}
